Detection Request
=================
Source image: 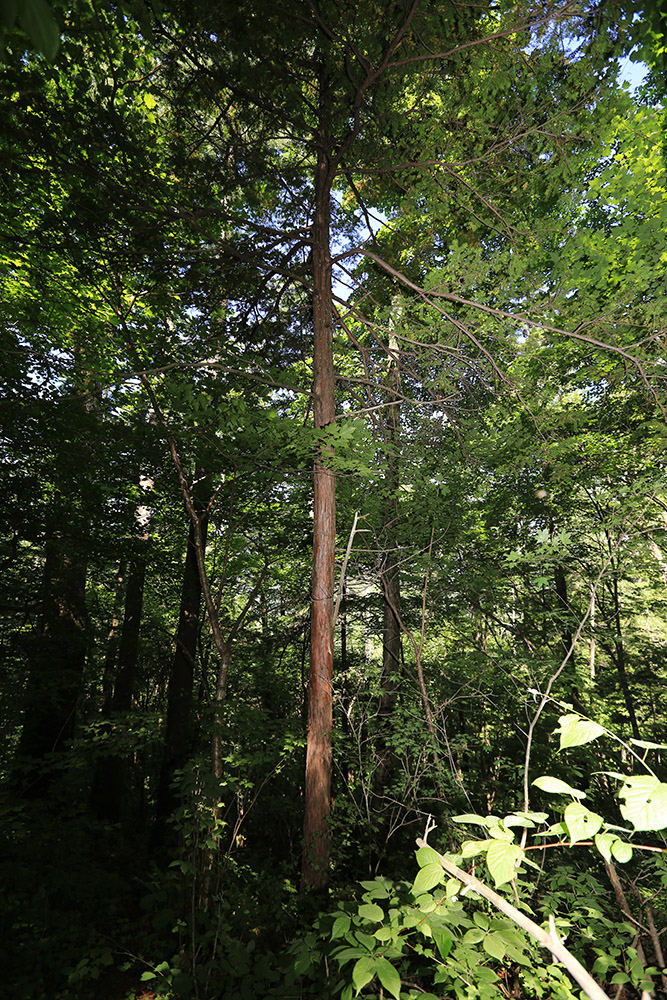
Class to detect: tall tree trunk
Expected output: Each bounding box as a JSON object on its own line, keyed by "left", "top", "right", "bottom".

{"left": 17, "top": 379, "right": 94, "bottom": 793}
{"left": 17, "top": 540, "right": 88, "bottom": 788}
{"left": 92, "top": 474, "right": 152, "bottom": 824}
{"left": 610, "top": 574, "right": 640, "bottom": 739}
{"left": 302, "top": 98, "right": 336, "bottom": 891}
{"left": 99, "top": 560, "right": 128, "bottom": 713}
{"left": 554, "top": 564, "right": 575, "bottom": 665}
{"left": 155, "top": 475, "right": 211, "bottom": 831}
{"left": 373, "top": 323, "right": 402, "bottom": 812}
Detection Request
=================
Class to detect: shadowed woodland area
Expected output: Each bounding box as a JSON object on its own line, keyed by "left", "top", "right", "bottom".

{"left": 3, "top": 1, "right": 667, "bottom": 998}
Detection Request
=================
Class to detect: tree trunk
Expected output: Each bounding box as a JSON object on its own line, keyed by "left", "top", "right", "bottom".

{"left": 554, "top": 564, "right": 575, "bottom": 664}
{"left": 100, "top": 559, "right": 127, "bottom": 713}
{"left": 373, "top": 323, "right": 402, "bottom": 812}
{"left": 92, "top": 550, "right": 148, "bottom": 823}
{"left": 302, "top": 99, "right": 336, "bottom": 891}
{"left": 16, "top": 377, "right": 95, "bottom": 794}
{"left": 155, "top": 476, "right": 211, "bottom": 831}
{"left": 212, "top": 640, "right": 232, "bottom": 784}
{"left": 17, "top": 540, "right": 88, "bottom": 792}
{"left": 92, "top": 470, "right": 153, "bottom": 823}
{"left": 589, "top": 583, "right": 596, "bottom": 680}
{"left": 610, "top": 574, "right": 640, "bottom": 739}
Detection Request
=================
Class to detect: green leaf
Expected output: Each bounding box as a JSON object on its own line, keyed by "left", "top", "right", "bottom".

{"left": 354, "top": 930, "right": 375, "bottom": 951}
{"left": 359, "top": 879, "right": 390, "bottom": 899}
{"left": 533, "top": 775, "right": 586, "bottom": 799}
{"left": 412, "top": 863, "right": 444, "bottom": 895}
{"left": 375, "top": 957, "right": 401, "bottom": 1000}
{"left": 416, "top": 845, "right": 442, "bottom": 867}
{"left": 611, "top": 839, "right": 633, "bottom": 863}
{"left": 332, "top": 914, "right": 351, "bottom": 939}
{"left": 564, "top": 802, "right": 603, "bottom": 844}
{"left": 594, "top": 832, "right": 617, "bottom": 862}
{"left": 556, "top": 713, "right": 606, "bottom": 749}
{"left": 19, "top": 0, "right": 60, "bottom": 60}
{"left": 461, "top": 839, "right": 491, "bottom": 857}
{"left": 352, "top": 956, "right": 376, "bottom": 993}
{"left": 332, "top": 947, "right": 365, "bottom": 964}
{"left": 593, "top": 952, "right": 614, "bottom": 974}
{"left": 358, "top": 903, "right": 384, "bottom": 923}
{"left": 486, "top": 840, "right": 524, "bottom": 886}
{"left": 487, "top": 823, "right": 515, "bottom": 842}
{"left": 451, "top": 813, "right": 488, "bottom": 826}
{"left": 630, "top": 738, "right": 667, "bottom": 750}
{"left": 483, "top": 932, "right": 507, "bottom": 960}
{"left": 619, "top": 776, "right": 667, "bottom": 831}
{"left": 503, "top": 813, "right": 538, "bottom": 829}
{"left": 445, "top": 877, "right": 461, "bottom": 899}
{"left": 512, "top": 811, "right": 549, "bottom": 825}
{"left": 463, "top": 927, "right": 485, "bottom": 945}
{"left": 431, "top": 925, "right": 453, "bottom": 960}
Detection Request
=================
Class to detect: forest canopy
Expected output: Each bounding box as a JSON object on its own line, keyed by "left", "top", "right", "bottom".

{"left": 2, "top": 2, "right": 667, "bottom": 999}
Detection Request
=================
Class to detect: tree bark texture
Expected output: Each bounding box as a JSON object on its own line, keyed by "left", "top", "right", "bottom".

{"left": 99, "top": 559, "right": 127, "bottom": 713}
{"left": 93, "top": 467, "right": 153, "bottom": 823}
{"left": 554, "top": 564, "right": 575, "bottom": 665}
{"left": 92, "top": 550, "right": 148, "bottom": 823}
{"left": 18, "top": 541, "right": 88, "bottom": 780}
{"left": 611, "top": 574, "right": 640, "bottom": 739}
{"left": 16, "top": 373, "right": 95, "bottom": 792}
{"left": 302, "top": 111, "right": 336, "bottom": 891}
{"left": 155, "top": 477, "right": 211, "bottom": 829}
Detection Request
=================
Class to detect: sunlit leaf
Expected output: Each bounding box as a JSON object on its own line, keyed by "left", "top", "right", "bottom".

{"left": 375, "top": 957, "right": 401, "bottom": 1000}
{"left": 412, "top": 863, "right": 444, "bottom": 895}
{"left": 486, "top": 840, "right": 524, "bottom": 886}
{"left": 533, "top": 775, "right": 586, "bottom": 799}
{"left": 461, "top": 839, "right": 491, "bottom": 857}
{"left": 415, "top": 845, "right": 442, "bottom": 868}
{"left": 451, "top": 813, "right": 488, "bottom": 826}
{"left": 619, "top": 775, "right": 667, "bottom": 831}
{"left": 611, "top": 839, "right": 633, "bottom": 863}
{"left": 594, "top": 832, "right": 617, "bottom": 862}
{"left": 556, "top": 713, "right": 606, "bottom": 749}
{"left": 564, "top": 802, "right": 603, "bottom": 844}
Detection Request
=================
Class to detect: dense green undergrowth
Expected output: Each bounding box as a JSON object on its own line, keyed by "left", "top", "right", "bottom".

{"left": 4, "top": 715, "right": 666, "bottom": 1000}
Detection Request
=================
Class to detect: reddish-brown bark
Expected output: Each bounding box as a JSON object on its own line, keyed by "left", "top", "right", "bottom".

{"left": 302, "top": 109, "right": 336, "bottom": 890}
